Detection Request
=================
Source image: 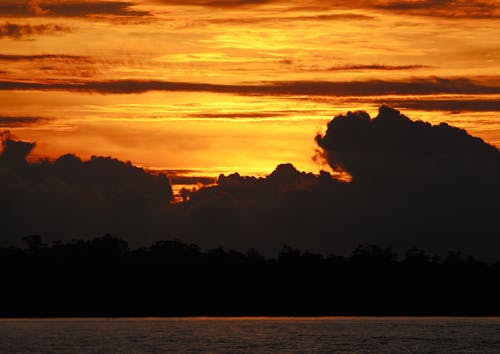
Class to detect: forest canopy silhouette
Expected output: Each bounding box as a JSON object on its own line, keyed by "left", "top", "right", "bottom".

{"left": 2, "top": 234, "right": 499, "bottom": 316}
{"left": 1, "top": 106, "right": 499, "bottom": 259}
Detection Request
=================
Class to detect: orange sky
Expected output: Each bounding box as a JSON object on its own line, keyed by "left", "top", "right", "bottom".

{"left": 1, "top": 0, "right": 499, "bottom": 188}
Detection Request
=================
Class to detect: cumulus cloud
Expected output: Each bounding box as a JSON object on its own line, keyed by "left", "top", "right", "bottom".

{"left": 174, "top": 107, "right": 500, "bottom": 259}
{"left": 1, "top": 107, "right": 499, "bottom": 260}
{"left": 315, "top": 105, "right": 500, "bottom": 178}
{"left": 0, "top": 131, "right": 173, "bottom": 246}
{"left": 172, "top": 163, "right": 336, "bottom": 252}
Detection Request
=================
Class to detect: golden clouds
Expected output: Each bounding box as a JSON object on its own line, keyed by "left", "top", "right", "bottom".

{"left": 0, "top": 0, "right": 499, "bottom": 178}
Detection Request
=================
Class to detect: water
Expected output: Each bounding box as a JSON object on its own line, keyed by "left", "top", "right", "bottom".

{"left": 1, "top": 317, "right": 499, "bottom": 353}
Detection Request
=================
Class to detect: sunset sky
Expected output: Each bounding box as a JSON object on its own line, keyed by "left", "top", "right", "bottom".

{"left": 1, "top": 0, "right": 499, "bottom": 191}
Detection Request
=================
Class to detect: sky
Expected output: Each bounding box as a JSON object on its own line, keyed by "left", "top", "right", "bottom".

{"left": 1, "top": 0, "right": 500, "bottom": 193}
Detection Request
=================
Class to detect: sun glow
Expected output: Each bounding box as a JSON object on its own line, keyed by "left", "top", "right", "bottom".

{"left": 0, "top": 0, "right": 499, "bottom": 190}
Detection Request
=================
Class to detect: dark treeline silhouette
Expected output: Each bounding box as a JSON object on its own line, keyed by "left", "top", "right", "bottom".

{"left": 1, "top": 234, "right": 500, "bottom": 317}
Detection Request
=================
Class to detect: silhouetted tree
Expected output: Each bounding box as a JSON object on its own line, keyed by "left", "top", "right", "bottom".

{"left": 1, "top": 236, "right": 499, "bottom": 317}
{"left": 22, "top": 234, "right": 46, "bottom": 252}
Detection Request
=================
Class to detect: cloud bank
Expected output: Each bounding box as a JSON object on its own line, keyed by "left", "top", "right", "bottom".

{"left": 151, "top": 0, "right": 499, "bottom": 19}
{"left": 1, "top": 107, "right": 499, "bottom": 259}
{"left": 0, "top": 53, "right": 91, "bottom": 62}
{"left": 0, "top": 22, "right": 70, "bottom": 39}
{"left": 0, "top": 116, "right": 46, "bottom": 127}
{"left": 176, "top": 106, "right": 500, "bottom": 257}
{"left": 0, "top": 1, "right": 149, "bottom": 18}
{"left": 0, "top": 131, "right": 173, "bottom": 246}
{"left": 1, "top": 77, "right": 499, "bottom": 96}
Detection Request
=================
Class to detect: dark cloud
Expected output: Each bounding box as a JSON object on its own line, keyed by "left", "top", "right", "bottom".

{"left": 0, "top": 53, "right": 92, "bottom": 62}
{"left": 2, "top": 107, "right": 500, "bottom": 260}
{"left": 1, "top": 77, "right": 499, "bottom": 96}
{"left": 0, "top": 54, "right": 115, "bottom": 78}
{"left": 151, "top": 0, "right": 499, "bottom": 18}
{"left": 173, "top": 107, "right": 500, "bottom": 259}
{"left": 315, "top": 105, "right": 500, "bottom": 178}
{"left": 165, "top": 170, "right": 216, "bottom": 186}
{"left": 0, "top": 1, "right": 149, "bottom": 18}
{"left": 324, "top": 64, "right": 431, "bottom": 71}
{"left": 205, "top": 12, "right": 374, "bottom": 25}
{"left": 171, "top": 163, "right": 331, "bottom": 252}
{"left": 0, "top": 130, "right": 173, "bottom": 246}
{"left": 0, "top": 22, "right": 70, "bottom": 39}
{"left": 375, "top": 98, "right": 500, "bottom": 112}
{"left": 187, "top": 112, "right": 286, "bottom": 119}
{"left": 0, "top": 116, "right": 47, "bottom": 127}
{"left": 310, "top": 106, "right": 499, "bottom": 256}
{"left": 0, "top": 131, "right": 35, "bottom": 167}
{"left": 295, "top": 13, "right": 373, "bottom": 20}
{"left": 151, "top": 0, "right": 272, "bottom": 8}
{"left": 37, "top": 66, "right": 99, "bottom": 78}
{"left": 376, "top": 0, "right": 499, "bottom": 19}
{"left": 341, "top": 0, "right": 498, "bottom": 19}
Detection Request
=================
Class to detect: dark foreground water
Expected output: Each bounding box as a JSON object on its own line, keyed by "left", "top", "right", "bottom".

{"left": 1, "top": 317, "right": 499, "bottom": 353}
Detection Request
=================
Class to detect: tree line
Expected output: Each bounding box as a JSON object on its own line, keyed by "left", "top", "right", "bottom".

{"left": 1, "top": 234, "right": 499, "bottom": 317}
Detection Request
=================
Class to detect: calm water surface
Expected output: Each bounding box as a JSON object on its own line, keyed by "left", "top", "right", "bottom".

{"left": 1, "top": 317, "right": 499, "bottom": 353}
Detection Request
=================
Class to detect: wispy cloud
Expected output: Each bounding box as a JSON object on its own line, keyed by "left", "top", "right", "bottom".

{"left": 0, "top": 53, "right": 91, "bottom": 61}
{"left": 0, "top": 116, "right": 47, "bottom": 127}
{"left": 187, "top": 112, "right": 286, "bottom": 119}
{"left": 204, "top": 12, "right": 374, "bottom": 25}
{"left": 377, "top": 98, "right": 500, "bottom": 112}
{"left": 323, "top": 64, "right": 431, "bottom": 71}
{"left": 165, "top": 170, "right": 216, "bottom": 186}
{"left": 0, "top": 1, "right": 150, "bottom": 19}
{"left": 1, "top": 77, "right": 498, "bottom": 96}
{"left": 151, "top": 0, "right": 273, "bottom": 8}
{"left": 0, "top": 22, "right": 70, "bottom": 39}
{"left": 376, "top": 0, "right": 499, "bottom": 19}
{"left": 151, "top": 0, "right": 499, "bottom": 18}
